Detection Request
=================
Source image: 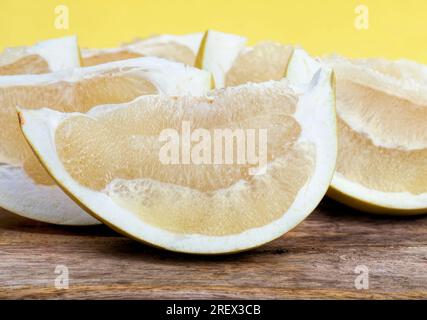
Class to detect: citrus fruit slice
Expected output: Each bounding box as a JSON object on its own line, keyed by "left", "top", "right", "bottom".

{"left": 19, "top": 50, "right": 336, "bottom": 253}
{"left": 196, "top": 30, "right": 294, "bottom": 88}
{"left": 324, "top": 55, "right": 427, "bottom": 214}
{"left": 82, "top": 33, "right": 203, "bottom": 67}
{"left": 0, "top": 36, "right": 80, "bottom": 75}
{"left": 0, "top": 57, "right": 211, "bottom": 225}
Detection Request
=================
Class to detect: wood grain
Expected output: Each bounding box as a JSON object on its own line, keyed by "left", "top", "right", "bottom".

{"left": 0, "top": 198, "right": 426, "bottom": 299}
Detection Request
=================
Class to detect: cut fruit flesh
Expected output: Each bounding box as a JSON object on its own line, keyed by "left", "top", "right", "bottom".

{"left": 324, "top": 55, "right": 427, "bottom": 214}
{"left": 226, "top": 42, "right": 294, "bottom": 86}
{"left": 0, "top": 57, "right": 211, "bottom": 225}
{"left": 0, "top": 36, "right": 80, "bottom": 75}
{"left": 196, "top": 30, "right": 294, "bottom": 88}
{"left": 81, "top": 33, "right": 203, "bottom": 66}
{"left": 19, "top": 50, "right": 336, "bottom": 253}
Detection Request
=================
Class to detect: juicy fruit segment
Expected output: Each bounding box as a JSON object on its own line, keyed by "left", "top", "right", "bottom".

{"left": 0, "top": 36, "right": 80, "bottom": 75}
{"left": 82, "top": 51, "right": 143, "bottom": 66}
{"left": 0, "top": 55, "right": 50, "bottom": 75}
{"left": 54, "top": 86, "right": 315, "bottom": 236}
{"left": 226, "top": 42, "right": 293, "bottom": 86}
{"left": 0, "top": 69, "right": 157, "bottom": 178}
{"left": 82, "top": 33, "right": 203, "bottom": 66}
{"left": 335, "top": 77, "right": 427, "bottom": 150}
{"left": 325, "top": 56, "right": 427, "bottom": 212}
{"left": 337, "top": 118, "right": 426, "bottom": 195}
{"left": 124, "top": 41, "right": 196, "bottom": 65}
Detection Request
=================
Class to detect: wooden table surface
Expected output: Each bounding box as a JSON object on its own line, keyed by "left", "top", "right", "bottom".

{"left": 0, "top": 198, "right": 426, "bottom": 299}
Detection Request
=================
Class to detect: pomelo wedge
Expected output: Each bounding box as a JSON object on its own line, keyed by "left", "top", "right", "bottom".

{"left": 19, "top": 50, "right": 336, "bottom": 253}
{"left": 0, "top": 57, "right": 211, "bottom": 225}
{"left": 324, "top": 55, "right": 427, "bottom": 214}
{"left": 195, "top": 30, "right": 294, "bottom": 88}
{"left": 0, "top": 36, "right": 80, "bottom": 75}
{"left": 81, "top": 33, "right": 203, "bottom": 67}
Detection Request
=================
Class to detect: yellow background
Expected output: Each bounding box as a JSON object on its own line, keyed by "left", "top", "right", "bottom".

{"left": 1, "top": 0, "right": 427, "bottom": 63}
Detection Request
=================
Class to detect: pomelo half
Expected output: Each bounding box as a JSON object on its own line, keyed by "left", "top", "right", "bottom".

{"left": 19, "top": 50, "right": 337, "bottom": 253}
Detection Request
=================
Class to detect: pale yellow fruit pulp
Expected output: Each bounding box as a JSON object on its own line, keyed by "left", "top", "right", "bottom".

{"left": 0, "top": 55, "right": 50, "bottom": 75}
{"left": 55, "top": 85, "right": 314, "bottom": 236}
{"left": 82, "top": 33, "right": 203, "bottom": 66}
{"left": 1, "top": 69, "right": 156, "bottom": 185}
{"left": 226, "top": 42, "right": 293, "bottom": 86}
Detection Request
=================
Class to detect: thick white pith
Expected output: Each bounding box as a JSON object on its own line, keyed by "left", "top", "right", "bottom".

{"left": 0, "top": 164, "right": 98, "bottom": 225}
